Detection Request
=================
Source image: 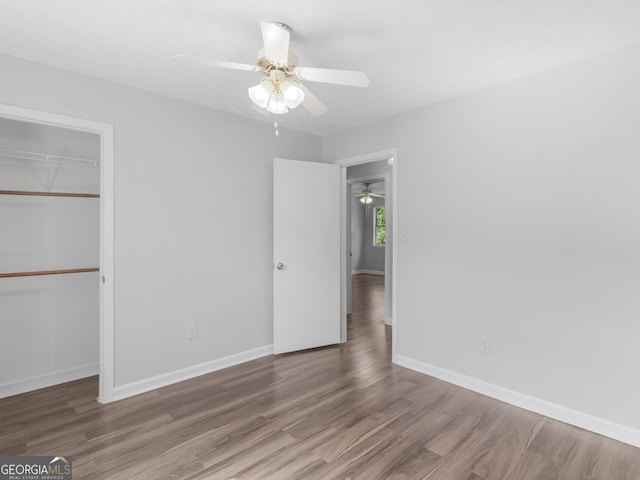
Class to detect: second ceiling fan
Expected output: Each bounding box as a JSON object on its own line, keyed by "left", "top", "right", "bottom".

{"left": 353, "top": 182, "right": 384, "bottom": 204}
{"left": 176, "top": 21, "right": 369, "bottom": 116}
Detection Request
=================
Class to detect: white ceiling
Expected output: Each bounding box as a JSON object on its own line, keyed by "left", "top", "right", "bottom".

{"left": 2, "top": 0, "right": 640, "bottom": 136}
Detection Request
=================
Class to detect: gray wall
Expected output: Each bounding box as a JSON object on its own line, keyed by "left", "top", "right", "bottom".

{"left": 0, "top": 53, "right": 321, "bottom": 389}
{"left": 323, "top": 44, "right": 640, "bottom": 435}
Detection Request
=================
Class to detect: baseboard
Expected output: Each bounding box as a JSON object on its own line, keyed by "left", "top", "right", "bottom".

{"left": 113, "top": 344, "right": 274, "bottom": 401}
{"left": 0, "top": 363, "right": 99, "bottom": 399}
{"left": 395, "top": 354, "right": 640, "bottom": 449}
{"left": 352, "top": 270, "right": 385, "bottom": 276}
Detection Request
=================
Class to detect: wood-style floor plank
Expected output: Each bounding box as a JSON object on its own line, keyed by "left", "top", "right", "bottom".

{"left": 1, "top": 273, "right": 639, "bottom": 479}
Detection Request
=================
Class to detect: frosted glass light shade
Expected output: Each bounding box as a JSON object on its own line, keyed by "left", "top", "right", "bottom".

{"left": 267, "top": 92, "right": 288, "bottom": 114}
{"left": 360, "top": 195, "right": 372, "bottom": 204}
{"left": 248, "top": 83, "right": 269, "bottom": 108}
{"left": 283, "top": 84, "right": 305, "bottom": 108}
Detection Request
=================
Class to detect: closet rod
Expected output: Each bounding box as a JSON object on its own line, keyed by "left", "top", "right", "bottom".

{"left": 0, "top": 267, "right": 99, "bottom": 279}
{"left": 0, "top": 190, "right": 99, "bottom": 198}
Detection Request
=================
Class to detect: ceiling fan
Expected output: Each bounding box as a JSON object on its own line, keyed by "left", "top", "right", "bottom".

{"left": 353, "top": 182, "right": 384, "bottom": 204}
{"left": 176, "top": 21, "right": 369, "bottom": 116}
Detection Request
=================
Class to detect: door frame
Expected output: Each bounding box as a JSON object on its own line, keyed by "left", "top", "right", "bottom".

{"left": 335, "top": 148, "right": 398, "bottom": 362}
{"left": 0, "top": 103, "right": 115, "bottom": 403}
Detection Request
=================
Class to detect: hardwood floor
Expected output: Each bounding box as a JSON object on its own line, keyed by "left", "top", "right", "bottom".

{"left": 2, "top": 273, "right": 640, "bottom": 479}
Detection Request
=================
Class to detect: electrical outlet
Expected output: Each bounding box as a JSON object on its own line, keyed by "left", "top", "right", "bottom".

{"left": 187, "top": 323, "right": 198, "bottom": 340}
{"left": 481, "top": 337, "right": 491, "bottom": 354}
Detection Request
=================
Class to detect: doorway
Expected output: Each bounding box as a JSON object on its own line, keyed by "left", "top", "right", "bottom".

{"left": 347, "top": 173, "right": 387, "bottom": 315}
{"left": 337, "top": 148, "right": 397, "bottom": 362}
{"left": 0, "top": 104, "right": 114, "bottom": 402}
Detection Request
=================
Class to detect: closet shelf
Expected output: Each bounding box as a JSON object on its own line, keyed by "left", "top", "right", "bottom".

{"left": 0, "top": 148, "right": 99, "bottom": 168}
{"left": 0, "top": 267, "right": 99, "bottom": 279}
{"left": 0, "top": 190, "right": 99, "bottom": 198}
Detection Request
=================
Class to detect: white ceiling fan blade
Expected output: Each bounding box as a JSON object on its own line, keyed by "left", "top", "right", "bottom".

{"left": 174, "top": 54, "right": 257, "bottom": 72}
{"left": 294, "top": 66, "right": 369, "bottom": 87}
{"left": 296, "top": 83, "right": 328, "bottom": 116}
{"left": 261, "top": 22, "right": 290, "bottom": 65}
{"left": 370, "top": 193, "right": 385, "bottom": 198}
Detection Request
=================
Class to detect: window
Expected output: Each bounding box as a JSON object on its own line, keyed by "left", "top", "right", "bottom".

{"left": 374, "top": 206, "right": 385, "bottom": 246}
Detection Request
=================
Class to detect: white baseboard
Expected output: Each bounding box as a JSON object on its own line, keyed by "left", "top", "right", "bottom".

{"left": 113, "top": 344, "right": 274, "bottom": 401}
{"left": 0, "top": 363, "right": 99, "bottom": 399}
{"left": 395, "top": 354, "right": 640, "bottom": 449}
{"left": 352, "top": 270, "right": 385, "bottom": 276}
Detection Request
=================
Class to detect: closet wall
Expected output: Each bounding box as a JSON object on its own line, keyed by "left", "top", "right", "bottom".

{"left": 0, "top": 117, "right": 100, "bottom": 398}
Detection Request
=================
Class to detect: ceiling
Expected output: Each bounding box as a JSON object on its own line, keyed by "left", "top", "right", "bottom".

{"left": 2, "top": 1, "right": 640, "bottom": 137}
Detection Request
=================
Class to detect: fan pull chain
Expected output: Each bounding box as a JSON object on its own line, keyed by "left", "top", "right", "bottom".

{"left": 274, "top": 121, "right": 279, "bottom": 136}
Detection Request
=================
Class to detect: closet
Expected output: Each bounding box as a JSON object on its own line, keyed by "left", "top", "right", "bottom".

{"left": 0, "top": 117, "right": 100, "bottom": 398}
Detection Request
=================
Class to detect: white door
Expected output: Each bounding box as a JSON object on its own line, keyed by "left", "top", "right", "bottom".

{"left": 273, "top": 158, "right": 341, "bottom": 354}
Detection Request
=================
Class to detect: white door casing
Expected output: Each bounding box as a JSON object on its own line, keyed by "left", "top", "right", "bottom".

{"left": 273, "top": 158, "right": 341, "bottom": 354}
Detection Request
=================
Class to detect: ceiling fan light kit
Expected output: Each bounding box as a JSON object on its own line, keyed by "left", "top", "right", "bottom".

{"left": 354, "top": 182, "right": 385, "bottom": 209}
{"left": 177, "top": 21, "right": 369, "bottom": 117}
{"left": 248, "top": 70, "right": 306, "bottom": 114}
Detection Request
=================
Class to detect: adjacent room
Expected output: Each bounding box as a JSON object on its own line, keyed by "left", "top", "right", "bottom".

{"left": 1, "top": 1, "right": 640, "bottom": 478}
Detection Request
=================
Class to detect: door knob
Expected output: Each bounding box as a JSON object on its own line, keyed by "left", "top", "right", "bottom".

{"left": 276, "top": 262, "right": 285, "bottom": 270}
